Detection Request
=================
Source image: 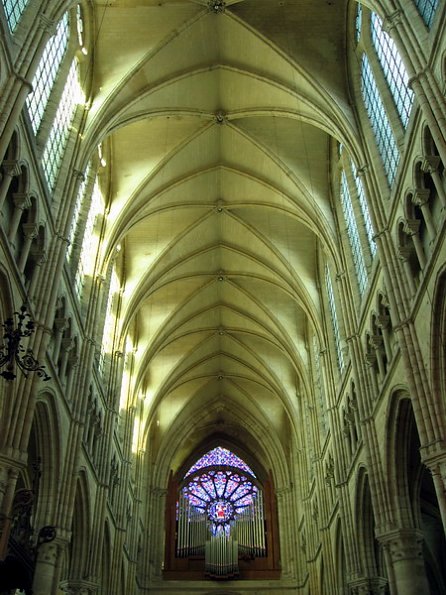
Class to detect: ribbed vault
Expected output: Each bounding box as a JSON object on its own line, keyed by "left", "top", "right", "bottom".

{"left": 84, "top": 0, "right": 352, "bottom": 475}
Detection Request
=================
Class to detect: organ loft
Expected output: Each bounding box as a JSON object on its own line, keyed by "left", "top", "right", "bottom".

{"left": 1, "top": 0, "right": 446, "bottom": 593}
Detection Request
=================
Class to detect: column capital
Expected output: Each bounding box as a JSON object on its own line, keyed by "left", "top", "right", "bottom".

{"left": 349, "top": 577, "right": 388, "bottom": 594}
{"left": 422, "top": 155, "right": 441, "bottom": 174}
{"left": 59, "top": 580, "right": 99, "bottom": 594}
{"left": 377, "top": 528, "right": 424, "bottom": 562}
{"left": 383, "top": 10, "right": 403, "bottom": 33}
{"left": 13, "top": 191, "right": 31, "bottom": 210}
{"left": 404, "top": 218, "right": 421, "bottom": 236}
{"left": 412, "top": 188, "right": 430, "bottom": 207}
{"left": 2, "top": 159, "right": 21, "bottom": 178}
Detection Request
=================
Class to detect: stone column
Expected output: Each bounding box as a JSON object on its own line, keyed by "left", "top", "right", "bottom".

{"left": 378, "top": 529, "right": 430, "bottom": 595}
{"left": 412, "top": 188, "right": 436, "bottom": 240}
{"left": 8, "top": 191, "right": 31, "bottom": 243}
{"left": 33, "top": 538, "right": 61, "bottom": 595}
{"left": 18, "top": 222, "right": 38, "bottom": 272}
{"left": 422, "top": 156, "right": 446, "bottom": 209}
{"left": 0, "top": 160, "right": 21, "bottom": 212}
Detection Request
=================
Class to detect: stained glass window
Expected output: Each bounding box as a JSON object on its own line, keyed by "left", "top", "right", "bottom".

{"left": 41, "top": 60, "right": 83, "bottom": 190}
{"left": 355, "top": 2, "right": 362, "bottom": 41}
{"left": 371, "top": 13, "right": 414, "bottom": 128}
{"left": 67, "top": 162, "right": 91, "bottom": 261}
{"left": 185, "top": 447, "right": 256, "bottom": 478}
{"left": 183, "top": 469, "right": 258, "bottom": 535}
{"left": 415, "top": 0, "right": 438, "bottom": 28}
{"left": 99, "top": 267, "right": 120, "bottom": 375}
{"left": 361, "top": 55, "right": 400, "bottom": 186}
{"left": 177, "top": 447, "right": 266, "bottom": 576}
{"left": 2, "top": 0, "right": 28, "bottom": 32}
{"left": 75, "top": 176, "right": 104, "bottom": 297}
{"left": 325, "top": 265, "right": 344, "bottom": 371}
{"left": 312, "top": 334, "right": 328, "bottom": 439}
{"left": 351, "top": 161, "right": 377, "bottom": 257}
{"left": 341, "top": 172, "right": 368, "bottom": 295}
{"left": 26, "top": 12, "right": 69, "bottom": 134}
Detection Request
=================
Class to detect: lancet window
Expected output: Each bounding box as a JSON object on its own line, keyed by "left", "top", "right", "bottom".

{"left": 337, "top": 148, "right": 377, "bottom": 298}
{"left": 351, "top": 161, "right": 376, "bottom": 257}
{"left": 370, "top": 13, "right": 414, "bottom": 129}
{"left": 26, "top": 13, "right": 70, "bottom": 134}
{"left": 99, "top": 266, "right": 120, "bottom": 376}
{"left": 325, "top": 266, "right": 344, "bottom": 372}
{"left": 2, "top": 0, "right": 28, "bottom": 31}
{"left": 41, "top": 60, "right": 83, "bottom": 190}
{"left": 67, "top": 162, "right": 91, "bottom": 261}
{"left": 415, "top": 0, "right": 438, "bottom": 28}
{"left": 360, "top": 55, "right": 400, "bottom": 186}
{"left": 75, "top": 175, "right": 104, "bottom": 297}
{"left": 356, "top": 6, "right": 415, "bottom": 186}
{"left": 340, "top": 171, "right": 368, "bottom": 295}
{"left": 312, "top": 334, "right": 328, "bottom": 440}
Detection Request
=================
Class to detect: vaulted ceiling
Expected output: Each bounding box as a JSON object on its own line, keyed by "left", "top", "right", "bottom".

{"left": 85, "top": 0, "right": 355, "bottom": 471}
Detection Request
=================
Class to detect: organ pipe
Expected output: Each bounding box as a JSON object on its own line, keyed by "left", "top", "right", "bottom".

{"left": 176, "top": 488, "right": 266, "bottom": 578}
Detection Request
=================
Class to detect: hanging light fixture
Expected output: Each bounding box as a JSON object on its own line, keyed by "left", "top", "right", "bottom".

{"left": 0, "top": 305, "right": 50, "bottom": 381}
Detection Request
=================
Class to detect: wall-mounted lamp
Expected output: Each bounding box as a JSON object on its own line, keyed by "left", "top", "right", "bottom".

{"left": 0, "top": 306, "right": 50, "bottom": 381}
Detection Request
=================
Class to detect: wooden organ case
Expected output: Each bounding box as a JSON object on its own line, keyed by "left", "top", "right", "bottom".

{"left": 164, "top": 459, "right": 281, "bottom": 581}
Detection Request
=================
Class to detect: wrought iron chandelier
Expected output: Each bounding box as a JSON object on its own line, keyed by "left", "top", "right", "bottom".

{"left": 0, "top": 305, "right": 50, "bottom": 381}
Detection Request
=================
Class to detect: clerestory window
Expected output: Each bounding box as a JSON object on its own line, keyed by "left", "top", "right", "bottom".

{"left": 371, "top": 13, "right": 414, "bottom": 128}
{"left": 325, "top": 265, "right": 344, "bottom": 372}
{"left": 41, "top": 60, "right": 84, "bottom": 190}
{"left": 2, "top": 0, "right": 28, "bottom": 31}
{"left": 26, "top": 12, "right": 70, "bottom": 134}
{"left": 340, "top": 171, "right": 368, "bottom": 296}
{"left": 360, "top": 54, "right": 400, "bottom": 186}
{"left": 415, "top": 0, "right": 438, "bottom": 28}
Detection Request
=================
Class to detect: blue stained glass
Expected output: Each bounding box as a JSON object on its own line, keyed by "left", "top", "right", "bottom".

{"left": 341, "top": 171, "right": 368, "bottom": 295}
{"left": 355, "top": 3, "right": 362, "bottom": 41}
{"left": 2, "top": 0, "right": 29, "bottom": 32}
{"left": 361, "top": 54, "right": 400, "bottom": 186}
{"left": 371, "top": 13, "right": 414, "bottom": 129}
{"left": 415, "top": 0, "right": 438, "bottom": 28}
{"left": 185, "top": 446, "right": 255, "bottom": 477}
{"left": 325, "top": 265, "right": 344, "bottom": 371}
{"left": 26, "top": 13, "right": 69, "bottom": 134}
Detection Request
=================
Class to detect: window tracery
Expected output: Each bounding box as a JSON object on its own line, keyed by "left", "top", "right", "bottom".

{"left": 371, "top": 13, "right": 414, "bottom": 129}
{"left": 340, "top": 170, "right": 368, "bottom": 296}
{"left": 360, "top": 54, "right": 400, "bottom": 186}
{"left": 42, "top": 60, "right": 83, "bottom": 190}
{"left": 75, "top": 175, "right": 104, "bottom": 297}
{"left": 415, "top": 0, "right": 438, "bottom": 28}
{"left": 26, "top": 13, "right": 70, "bottom": 134}
{"left": 1, "top": 0, "right": 28, "bottom": 32}
{"left": 325, "top": 265, "right": 344, "bottom": 372}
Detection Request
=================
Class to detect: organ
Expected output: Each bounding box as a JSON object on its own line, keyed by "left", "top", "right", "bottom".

{"left": 164, "top": 447, "right": 281, "bottom": 581}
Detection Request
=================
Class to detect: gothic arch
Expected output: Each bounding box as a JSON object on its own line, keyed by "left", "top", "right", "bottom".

{"left": 385, "top": 391, "right": 446, "bottom": 592}
{"left": 335, "top": 519, "right": 347, "bottom": 594}
{"left": 430, "top": 265, "right": 446, "bottom": 432}
{"left": 32, "top": 392, "right": 62, "bottom": 524}
{"left": 101, "top": 520, "right": 112, "bottom": 593}
{"left": 354, "top": 466, "right": 387, "bottom": 585}
{"left": 67, "top": 471, "right": 91, "bottom": 579}
{"left": 385, "top": 391, "right": 418, "bottom": 527}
